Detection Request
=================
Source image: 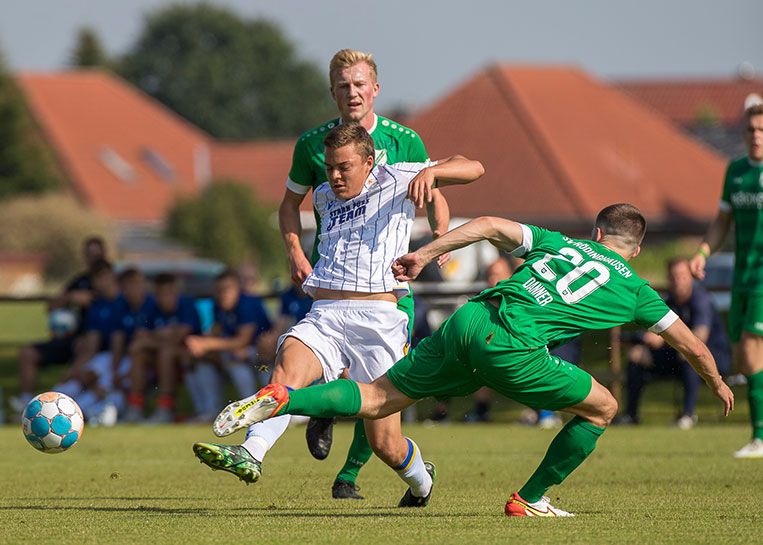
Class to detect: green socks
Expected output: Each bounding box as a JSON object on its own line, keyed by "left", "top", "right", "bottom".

{"left": 748, "top": 370, "right": 763, "bottom": 440}
{"left": 277, "top": 379, "right": 362, "bottom": 418}
{"left": 334, "top": 419, "right": 374, "bottom": 484}
{"left": 519, "top": 416, "right": 606, "bottom": 503}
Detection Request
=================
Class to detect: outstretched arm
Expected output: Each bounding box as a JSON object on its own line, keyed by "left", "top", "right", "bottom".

{"left": 689, "top": 209, "right": 732, "bottom": 280}
{"left": 660, "top": 319, "right": 734, "bottom": 415}
{"left": 407, "top": 155, "right": 485, "bottom": 208}
{"left": 392, "top": 216, "right": 524, "bottom": 281}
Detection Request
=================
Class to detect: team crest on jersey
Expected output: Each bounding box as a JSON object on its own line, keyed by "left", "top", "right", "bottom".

{"left": 375, "top": 149, "right": 388, "bottom": 165}
{"left": 733, "top": 176, "right": 743, "bottom": 185}
{"left": 759, "top": 172, "right": 763, "bottom": 188}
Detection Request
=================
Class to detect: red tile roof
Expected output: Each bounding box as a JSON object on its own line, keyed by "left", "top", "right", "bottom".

{"left": 17, "top": 70, "right": 212, "bottom": 223}
{"left": 618, "top": 78, "right": 763, "bottom": 126}
{"left": 210, "top": 140, "right": 309, "bottom": 210}
{"left": 409, "top": 65, "right": 727, "bottom": 228}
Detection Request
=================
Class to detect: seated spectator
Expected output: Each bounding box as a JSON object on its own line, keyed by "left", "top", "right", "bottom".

{"left": 185, "top": 269, "right": 272, "bottom": 421}
{"left": 125, "top": 272, "right": 201, "bottom": 423}
{"left": 11, "top": 236, "right": 107, "bottom": 413}
{"left": 54, "top": 260, "right": 128, "bottom": 423}
{"left": 617, "top": 258, "right": 731, "bottom": 429}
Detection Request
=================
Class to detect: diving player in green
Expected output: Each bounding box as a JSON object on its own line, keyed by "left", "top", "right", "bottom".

{"left": 690, "top": 103, "right": 763, "bottom": 458}
{"left": 277, "top": 49, "right": 451, "bottom": 498}
{"left": 219, "top": 203, "right": 734, "bottom": 516}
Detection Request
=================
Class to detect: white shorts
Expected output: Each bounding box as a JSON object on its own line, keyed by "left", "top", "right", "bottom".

{"left": 278, "top": 299, "right": 409, "bottom": 384}
{"left": 85, "top": 352, "right": 131, "bottom": 390}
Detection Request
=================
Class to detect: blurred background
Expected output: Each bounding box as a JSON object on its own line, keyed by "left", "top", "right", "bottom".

{"left": 0, "top": 0, "right": 760, "bottom": 425}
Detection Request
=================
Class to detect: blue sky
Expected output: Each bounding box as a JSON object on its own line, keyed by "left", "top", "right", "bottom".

{"left": 1, "top": 0, "right": 761, "bottom": 110}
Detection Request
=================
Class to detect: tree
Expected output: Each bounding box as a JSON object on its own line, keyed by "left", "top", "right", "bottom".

{"left": 70, "top": 27, "right": 109, "bottom": 68}
{"left": 166, "top": 182, "right": 284, "bottom": 277}
{"left": 119, "top": 4, "right": 335, "bottom": 139}
{"left": 0, "top": 53, "right": 59, "bottom": 199}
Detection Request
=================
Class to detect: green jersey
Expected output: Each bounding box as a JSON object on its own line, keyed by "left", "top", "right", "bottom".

{"left": 472, "top": 224, "right": 675, "bottom": 350}
{"left": 720, "top": 157, "right": 763, "bottom": 293}
{"left": 286, "top": 114, "right": 428, "bottom": 263}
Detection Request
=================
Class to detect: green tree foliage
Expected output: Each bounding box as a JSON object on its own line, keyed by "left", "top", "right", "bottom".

{"left": 119, "top": 4, "right": 334, "bottom": 138}
{"left": 0, "top": 53, "right": 59, "bottom": 199}
{"left": 166, "top": 182, "right": 284, "bottom": 277}
{"left": 70, "top": 27, "right": 109, "bottom": 68}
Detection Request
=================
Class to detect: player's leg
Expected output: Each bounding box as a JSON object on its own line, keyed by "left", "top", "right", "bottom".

{"left": 364, "top": 412, "right": 435, "bottom": 507}
{"left": 729, "top": 291, "right": 763, "bottom": 457}
{"left": 193, "top": 335, "right": 326, "bottom": 483}
{"left": 330, "top": 302, "right": 410, "bottom": 499}
{"left": 507, "top": 377, "right": 615, "bottom": 517}
{"left": 736, "top": 333, "right": 763, "bottom": 457}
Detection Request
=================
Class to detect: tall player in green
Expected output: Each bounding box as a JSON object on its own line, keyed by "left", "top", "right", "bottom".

{"left": 278, "top": 49, "right": 451, "bottom": 498}
{"left": 231, "top": 204, "right": 734, "bottom": 515}
{"left": 690, "top": 103, "right": 763, "bottom": 458}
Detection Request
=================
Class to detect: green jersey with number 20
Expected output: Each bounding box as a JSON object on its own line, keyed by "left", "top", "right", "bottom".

{"left": 472, "top": 224, "right": 676, "bottom": 350}
{"left": 286, "top": 114, "right": 428, "bottom": 264}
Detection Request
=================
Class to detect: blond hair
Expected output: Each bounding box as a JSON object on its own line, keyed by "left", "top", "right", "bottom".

{"left": 329, "top": 49, "right": 378, "bottom": 87}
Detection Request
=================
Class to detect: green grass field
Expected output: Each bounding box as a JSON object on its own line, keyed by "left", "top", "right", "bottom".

{"left": 0, "top": 422, "right": 760, "bottom": 545}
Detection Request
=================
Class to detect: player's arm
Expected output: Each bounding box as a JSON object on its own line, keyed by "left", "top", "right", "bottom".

{"left": 660, "top": 319, "right": 734, "bottom": 415}
{"left": 407, "top": 155, "right": 485, "bottom": 209}
{"left": 186, "top": 324, "right": 256, "bottom": 357}
{"left": 425, "top": 190, "right": 451, "bottom": 267}
{"left": 279, "top": 188, "right": 313, "bottom": 286}
{"left": 689, "top": 208, "right": 733, "bottom": 280}
{"left": 393, "top": 216, "right": 523, "bottom": 281}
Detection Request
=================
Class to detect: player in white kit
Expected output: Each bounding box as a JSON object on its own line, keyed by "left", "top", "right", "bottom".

{"left": 193, "top": 123, "right": 484, "bottom": 505}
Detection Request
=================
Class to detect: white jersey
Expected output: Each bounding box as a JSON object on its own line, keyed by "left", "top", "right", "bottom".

{"left": 302, "top": 161, "right": 432, "bottom": 298}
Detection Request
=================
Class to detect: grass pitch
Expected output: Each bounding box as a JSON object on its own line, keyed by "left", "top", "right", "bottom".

{"left": 0, "top": 422, "right": 760, "bottom": 545}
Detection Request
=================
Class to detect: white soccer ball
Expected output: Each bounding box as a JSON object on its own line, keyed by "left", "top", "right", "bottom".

{"left": 22, "top": 392, "right": 84, "bottom": 454}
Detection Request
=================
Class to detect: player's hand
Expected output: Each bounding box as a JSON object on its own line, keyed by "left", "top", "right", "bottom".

{"left": 436, "top": 252, "right": 451, "bottom": 268}
{"left": 392, "top": 252, "right": 427, "bottom": 282}
{"left": 688, "top": 252, "right": 706, "bottom": 280}
{"left": 288, "top": 251, "right": 313, "bottom": 286}
{"left": 407, "top": 168, "right": 436, "bottom": 209}
{"left": 707, "top": 376, "right": 734, "bottom": 416}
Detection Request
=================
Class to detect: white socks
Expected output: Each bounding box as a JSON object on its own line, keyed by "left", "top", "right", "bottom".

{"left": 242, "top": 415, "right": 291, "bottom": 462}
{"left": 394, "top": 437, "right": 432, "bottom": 497}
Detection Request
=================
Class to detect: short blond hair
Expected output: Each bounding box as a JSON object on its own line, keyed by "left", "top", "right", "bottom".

{"left": 329, "top": 49, "right": 378, "bottom": 87}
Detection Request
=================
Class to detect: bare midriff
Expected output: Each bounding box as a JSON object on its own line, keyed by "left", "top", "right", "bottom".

{"left": 311, "top": 287, "right": 397, "bottom": 303}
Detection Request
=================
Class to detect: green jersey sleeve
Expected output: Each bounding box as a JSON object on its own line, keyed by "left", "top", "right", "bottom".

{"left": 719, "top": 163, "right": 733, "bottom": 212}
{"left": 286, "top": 137, "right": 315, "bottom": 195}
{"left": 634, "top": 285, "right": 677, "bottom": 332}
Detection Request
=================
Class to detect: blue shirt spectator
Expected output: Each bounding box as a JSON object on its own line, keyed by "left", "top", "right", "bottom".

{"left": 116, "top": 294, "right": 155, "bottom": 343}
{"left": 214, "top": 293, "right": 272, "bottom": 343}
{"left": 666, "top": 281, "right": 731, "bottom": 374}
{"left": 85, "top": 295, "right": 123, "bottom": 351}
{"left": 280, "top": 286, "right": 312, "bottom": 325}
{"left": 152, "top": 295, "right": 202, "bottom": 335}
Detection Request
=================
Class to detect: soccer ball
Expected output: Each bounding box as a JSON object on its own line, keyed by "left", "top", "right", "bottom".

{"left": 22, "top": 392, "right": 84, "bottom": 454}
{"left": 48, "top": 308, "right": 79, "bottom": 337}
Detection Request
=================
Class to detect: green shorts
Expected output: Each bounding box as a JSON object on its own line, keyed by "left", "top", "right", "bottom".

{"left": 386, "top": 300, "right": 592, "bottom": 411}
{"left": 397, "top": 288, "right": 415, "bottom": 339}
{"left": 728, "top": 289, "right": 763, "bottom": 343}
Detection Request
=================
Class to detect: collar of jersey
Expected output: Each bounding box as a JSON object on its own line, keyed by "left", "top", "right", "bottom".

{"left": 338, "top": 113, "right": 378, "bottom": 134}
{"left": 747, "top": 157, "right": 763, "bottom": 168}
